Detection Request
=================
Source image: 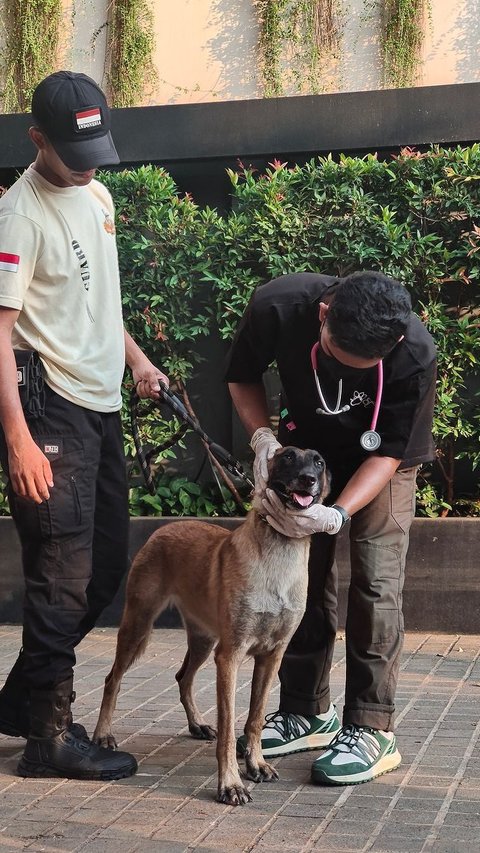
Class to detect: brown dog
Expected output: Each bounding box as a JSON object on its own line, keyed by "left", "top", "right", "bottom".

{"left": 93, "top": 446, "right": 330, "bottom": 805}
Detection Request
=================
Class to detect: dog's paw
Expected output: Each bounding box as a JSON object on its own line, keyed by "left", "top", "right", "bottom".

{"left": 92, "top": 732, "right": 118, "bottom": 750}
{"left": 189, "top": 722, "right": 217, "bottom": 741}
{"left": 217, "top": 783, "right": 253, "bottom": 806}
{"left": 245, "top": 758, "right": 279, "bottom": 783}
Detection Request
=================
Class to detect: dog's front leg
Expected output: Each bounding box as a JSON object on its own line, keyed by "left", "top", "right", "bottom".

{"left": 243, "top": 645, "right": 287, "bottom": 783}
{"left": 215, "top": 644, "right": 252, "bottom": 806}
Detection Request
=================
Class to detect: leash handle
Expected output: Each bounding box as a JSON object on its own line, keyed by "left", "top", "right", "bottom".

{"left": 130, "top": 389, "right": 190, "bottom": 495}
{"left": 130, "top": 392, "right": 156, "bottom": 495}
{"left": 158, "top": 382, "right": 253, "bottom": 486}
{"left": 157, "top": 381, "right": 209, "bottom": 442}
{"left": 131, "top": 383, "right": 254, "bottom": 496}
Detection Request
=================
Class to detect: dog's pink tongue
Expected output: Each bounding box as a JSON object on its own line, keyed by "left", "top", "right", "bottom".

{"left": 293, "top": 493, "right": 314, "bottom": 507}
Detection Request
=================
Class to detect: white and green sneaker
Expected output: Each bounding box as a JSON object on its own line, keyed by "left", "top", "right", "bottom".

{"left": 237, "top": 704, "right": 340, "bottom": 758}
{"left": 311, "top": 724, "right": 401, "bottom": 786}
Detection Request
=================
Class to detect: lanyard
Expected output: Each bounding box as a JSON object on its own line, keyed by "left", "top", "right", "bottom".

{"left": 310, "top": 342, "right": 384, "bottom": 451}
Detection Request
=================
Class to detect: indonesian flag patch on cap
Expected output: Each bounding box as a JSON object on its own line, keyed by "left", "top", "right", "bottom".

{"left": 0, "top": 252, "right": 20, "bottom": 273}
{"left": 75, "top": 107, "right": 103, "bottom": 131}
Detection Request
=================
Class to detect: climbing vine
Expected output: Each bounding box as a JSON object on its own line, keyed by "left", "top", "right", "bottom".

{"left": 256, "top": 0, "right": 285, "bottom": 97}
{"left": 1, "top": 0, "right": 61, "bottom": 112}
{"left": 382, "top": 0, "right": 427, "bottom": 88}
{"left": 255, "top": 0, "right": 339, "bottom": 97}
{"left": 106, "top": 0, "right": 155, "bottom": 107}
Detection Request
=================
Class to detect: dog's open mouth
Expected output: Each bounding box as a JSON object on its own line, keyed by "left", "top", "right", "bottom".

{"left": 271, "top": 483, "right": 319, "bottom": 510}
{"left": 290, "top": 491, "right": 315, "bottom": 509}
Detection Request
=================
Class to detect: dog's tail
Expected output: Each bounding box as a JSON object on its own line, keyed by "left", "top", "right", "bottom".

{"left": 110, "top": 546, "right": 173, "bottom": 676}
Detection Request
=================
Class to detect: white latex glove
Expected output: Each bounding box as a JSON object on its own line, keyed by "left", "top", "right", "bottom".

{"left": 262, "top": 489, "right": 344, "bottom": 537}
{"left": 250, "top": 427, "right": 282, "bottom": 494}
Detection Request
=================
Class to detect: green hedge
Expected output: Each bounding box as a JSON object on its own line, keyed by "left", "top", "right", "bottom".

{"left": 198, "top": 149, "right": 480, "bottom": 517}
{"left": 2, "top": 147, "right": 480, "bottom": 517}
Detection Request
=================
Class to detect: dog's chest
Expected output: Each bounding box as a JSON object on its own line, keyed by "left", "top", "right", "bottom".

{"left": 243, "top": 541, "right": 309, "bottom": 616}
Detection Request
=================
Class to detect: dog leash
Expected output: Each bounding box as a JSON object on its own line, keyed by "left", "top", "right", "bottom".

{"left": 130, "top": 382, "right": 254, "bottom": 497}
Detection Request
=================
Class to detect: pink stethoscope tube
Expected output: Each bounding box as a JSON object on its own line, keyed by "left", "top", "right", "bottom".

{"left": 371, "top": 358, "right": 383, "bottom": 432}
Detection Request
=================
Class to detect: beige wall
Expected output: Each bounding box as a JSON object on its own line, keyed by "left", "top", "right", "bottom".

{"left": 147, "top": 0, "right": 480, "bottom": 104}
{"left": 61, "top": 0, "right": 110, "bottom": 87}
{"left": 422, "top": 1, "right": 480, "bottom": 87}
{"left": 1, "top": 0, "right": 479, "bottom": 108}
{"left": 152, "top": 0, "right": 261, "bottom": 104}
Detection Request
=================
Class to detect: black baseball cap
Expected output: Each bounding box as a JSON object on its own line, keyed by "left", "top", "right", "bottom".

{"left": 31, "top": 71, "right": 120, "bottom": 171}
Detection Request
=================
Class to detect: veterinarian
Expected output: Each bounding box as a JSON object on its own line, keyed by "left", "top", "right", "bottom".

{"left": 0, "top": 71, "right": 168, "bottom": 780}
{"left": 226, "top": 270, "right": 436, "bottom": 785}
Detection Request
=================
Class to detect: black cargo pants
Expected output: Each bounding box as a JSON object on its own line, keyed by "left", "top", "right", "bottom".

{"left": 278, "top": 466, "right": 418, "bottom": 732}
{"left": 0, "top": 385, "right": 129, "bottom": 689}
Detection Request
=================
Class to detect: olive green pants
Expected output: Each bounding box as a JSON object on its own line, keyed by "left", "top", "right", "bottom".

{"left": 278, "top": 466, "right": 418, "bottom": 732}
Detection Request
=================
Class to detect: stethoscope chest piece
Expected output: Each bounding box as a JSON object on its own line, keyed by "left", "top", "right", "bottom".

{"left": 360, "top": 430, "right": 382, "bottom": 451}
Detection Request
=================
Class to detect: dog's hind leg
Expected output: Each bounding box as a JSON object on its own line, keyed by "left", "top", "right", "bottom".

{"left": 243, "top": 645, "right": 287, "bottom": 784}
{"left": 176, "top": 620, "right": 216, "bottom": 741}
{"left": 93, "top": 599, "right": 159, "bottom": 749}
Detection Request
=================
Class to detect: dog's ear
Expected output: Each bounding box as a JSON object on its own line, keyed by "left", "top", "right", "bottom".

{"left": 265, "top": 455, "right": 275, "bottom": 485}
{"left": 320, "top": 467, "right": 332, "bottom": 504}
{"left": 266, "top": 447, "right": 284, "bottom": 483}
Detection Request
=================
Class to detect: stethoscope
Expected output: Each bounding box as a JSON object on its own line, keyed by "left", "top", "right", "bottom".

{"left": 310, "top": 341, "right": 383, "bottom": 451}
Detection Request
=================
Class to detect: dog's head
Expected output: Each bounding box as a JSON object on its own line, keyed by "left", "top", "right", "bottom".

{"left": 267, "top": 446, "right": 330, "bottom": 510}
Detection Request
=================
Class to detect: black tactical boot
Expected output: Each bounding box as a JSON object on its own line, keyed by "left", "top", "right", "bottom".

{"left": 0, "top": 652, "right": 30, "bottom": 737}
{"left": 17, "top": 677, "right": 137, "bottom": 780}
{"left": 0, "top": 653, "right": 88, "bottom": 740}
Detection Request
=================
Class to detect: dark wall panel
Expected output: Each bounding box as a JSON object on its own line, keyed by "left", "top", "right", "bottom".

{"left": 1, "top": 83, "right": 480, "bottom": 173}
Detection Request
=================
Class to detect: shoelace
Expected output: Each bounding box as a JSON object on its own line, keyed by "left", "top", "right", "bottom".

{"left": 328, "top": 725, "right": 381, "bottom": 762}
{"left": 263, "top": 711, "right": 310, "bottom": 740}
{"left": 69, "top": 723, "right": 90, "bottom": 743}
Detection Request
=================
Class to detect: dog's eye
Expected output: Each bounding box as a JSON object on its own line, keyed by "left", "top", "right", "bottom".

{"left": 283, "top": 451, "right": 295, "bottom": 462}
{"left": 314, "top": 458, "right": 324, "bottom": 471}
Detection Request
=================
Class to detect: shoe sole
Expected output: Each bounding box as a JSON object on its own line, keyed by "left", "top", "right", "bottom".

{"left": 238, "top": 726, "right": 341, "bottom": 758}
{"left": 17, "top": 758, "right": 138, "bottom": 782}
{"left": 311, "top": 748, "right": 402, "bottom": 786}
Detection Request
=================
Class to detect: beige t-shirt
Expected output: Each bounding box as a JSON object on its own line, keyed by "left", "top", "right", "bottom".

{"left": 0, "top": 166, "right": 125, "bottom": 412}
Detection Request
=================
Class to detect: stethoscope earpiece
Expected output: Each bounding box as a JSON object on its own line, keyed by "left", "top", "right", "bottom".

{"left": 316, "top": 404, "right": 350, "bottom": 415}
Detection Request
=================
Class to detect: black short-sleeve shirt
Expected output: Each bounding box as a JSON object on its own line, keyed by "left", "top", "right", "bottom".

{"left": 225, "top": 273, "right": 437, "bottom": 473}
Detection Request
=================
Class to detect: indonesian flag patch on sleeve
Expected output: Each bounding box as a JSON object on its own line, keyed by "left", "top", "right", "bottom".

{"left": 0, "top": 252, "right": 20, "bottom": 273}
{"left": 75, "top": 107, "right": 102, "bottom": 131}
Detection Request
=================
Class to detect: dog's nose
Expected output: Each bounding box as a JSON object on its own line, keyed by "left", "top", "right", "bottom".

{"left": 298, "top": 474, "right": 317, "bottom": 488}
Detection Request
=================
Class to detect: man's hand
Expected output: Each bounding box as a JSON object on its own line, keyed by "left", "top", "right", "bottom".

{"left": 262, "top": 489, "right": 344, "bottom": 537}
{"left": 132, "top": 363, "right": 169, "bottom": 401}
{"left": 124, "top": 330, "right": 170, "bottom": 401}
{"left": 8, "top": 436, "right": 53, "bottom": 504}
{"left": 250, "top": 427, "right": 282, "bottom": 494}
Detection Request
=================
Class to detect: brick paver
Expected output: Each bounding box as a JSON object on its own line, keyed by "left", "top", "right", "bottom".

{"left": 0, "top": 626, "right": 479, "bottom": 852}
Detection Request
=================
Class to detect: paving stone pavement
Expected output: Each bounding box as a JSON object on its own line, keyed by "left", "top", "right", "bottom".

{"left": 0, "top": 625, "right": 479, "bottom": 853}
